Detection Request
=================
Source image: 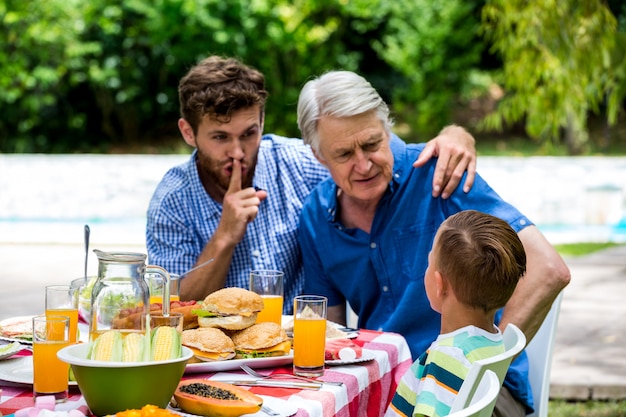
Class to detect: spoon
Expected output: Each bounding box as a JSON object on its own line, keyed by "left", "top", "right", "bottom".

{"left": 180, "top": 257, "right": 215, "bottom": 278}
{"left": 83, "top": 224, "right": 90, "bottom": 283}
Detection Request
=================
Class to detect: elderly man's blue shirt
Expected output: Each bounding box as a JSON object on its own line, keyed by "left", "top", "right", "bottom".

{"left": 299, "top": 136, "right": 534, "bottom": 411}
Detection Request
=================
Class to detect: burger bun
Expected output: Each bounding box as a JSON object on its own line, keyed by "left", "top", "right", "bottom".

{"left": 201, "top": 287, "right": 264, "bottom": 316}
{"left": 195, "top": 287, "right": 264, "bottom": 331}
{"left": 182, "top": 327, "right": 236, "bottom": 361}
{"left": 231, "top": 322, "right": 291, "bottom": 358}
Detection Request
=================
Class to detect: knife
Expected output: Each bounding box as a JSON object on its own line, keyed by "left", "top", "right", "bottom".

{"left": 216, "top": 379, "right": 322, "bottom": 390}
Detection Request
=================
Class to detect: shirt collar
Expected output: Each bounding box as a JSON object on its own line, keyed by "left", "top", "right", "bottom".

{"left": 252, "top": 138, "right": 273, "bottom": 192}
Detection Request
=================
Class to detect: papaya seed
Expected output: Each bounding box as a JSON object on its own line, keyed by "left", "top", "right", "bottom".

{"left": 180, "top": 383, "right": 240, "bottom": 401}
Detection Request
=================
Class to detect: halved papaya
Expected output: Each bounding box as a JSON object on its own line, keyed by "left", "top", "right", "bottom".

{"left": 174, "top": 379, "right": 263, "bottom": 417}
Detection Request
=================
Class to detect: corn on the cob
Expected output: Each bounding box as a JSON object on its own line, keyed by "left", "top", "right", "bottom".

{"left": 151, "top": 326, "right": 182, "bottom": 361}
{"left": 88, "top": 330, "right": 123, "bottom": 361}
{"left": 87, "top": 327, "right": 181, "bottom": 362}
{"left": 122, "top": 332, "right": 147, "bottom": 362}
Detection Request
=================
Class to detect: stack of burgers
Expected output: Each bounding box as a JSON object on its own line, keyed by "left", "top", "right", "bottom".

{"left": 181, "top": 287, "right": 291, "bottom": 361}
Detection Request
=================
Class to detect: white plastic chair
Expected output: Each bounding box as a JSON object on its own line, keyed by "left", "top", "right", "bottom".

{"left": 450, "top": 324, "right": 527, "bottom": 413}
{"left": 525, "top": 291, "right": 564, "bottom": 417}
{"left": 448, "top": 370, "right": 501, "bottom": 417}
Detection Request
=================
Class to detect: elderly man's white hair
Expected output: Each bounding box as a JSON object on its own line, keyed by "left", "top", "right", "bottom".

{"left": 297, "top": 71, "right": 394, "bottom": 155}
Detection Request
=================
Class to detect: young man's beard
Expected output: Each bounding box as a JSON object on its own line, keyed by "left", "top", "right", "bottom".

{"left": 195, "top": 150, "right": 256, "bottom": 200}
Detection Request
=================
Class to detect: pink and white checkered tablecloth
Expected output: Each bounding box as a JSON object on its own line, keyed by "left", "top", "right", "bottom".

{"left": 0, "top": 330, "right": 412, "bottom": 417}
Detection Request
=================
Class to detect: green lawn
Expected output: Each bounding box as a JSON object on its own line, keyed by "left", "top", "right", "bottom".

{"left": 554, "top": 242, "right": 622, "bottom": 257}
{"left": 549, "top": 399, "right": 626, "bottom": 417}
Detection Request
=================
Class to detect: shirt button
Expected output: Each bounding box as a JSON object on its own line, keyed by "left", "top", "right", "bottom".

{"left": 520, "top": 219, "right": 527, "bottom": 226}
{"left": 377, "top": 327, "right": 383, "bottom": 331}
{"left": 370, "top": 242, "right": 377, "bottom": 249}
{"left": 252, "top": 250, "right": 260, "bottom": 257}
{"left": 382, "top": 286, "right": 389, "bottom": 292}
{"left": 394, "top": 173, "right": 400, "bottom": 178}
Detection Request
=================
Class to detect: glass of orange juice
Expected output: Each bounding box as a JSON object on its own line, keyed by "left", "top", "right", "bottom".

{"left": 32, "top": 315, "right": 71, "bottom": 402}
{"left": 249, "top": 270, "right": 284, "bottom": 325}
{"left": 146, "top": 273, "right": 180, "bottom": 304}
{"left": 45, "top": 285, "right": 79, "bottom": 344}
{"left": 293, "top": 295, "right": 327, "bottom": 377}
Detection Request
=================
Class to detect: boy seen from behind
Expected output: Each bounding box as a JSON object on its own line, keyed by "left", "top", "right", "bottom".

{"left": 386, "top": 210, "right": 527, "bottom": 417}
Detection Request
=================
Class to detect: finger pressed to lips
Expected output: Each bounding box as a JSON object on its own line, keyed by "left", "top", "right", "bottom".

{"left": 225, "top": 163, "right": 247, "bottom": 175}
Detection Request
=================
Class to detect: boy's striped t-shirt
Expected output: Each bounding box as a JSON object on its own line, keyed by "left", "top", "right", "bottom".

{"left": 386, "top": 325, "right": 504, "bottom": 417}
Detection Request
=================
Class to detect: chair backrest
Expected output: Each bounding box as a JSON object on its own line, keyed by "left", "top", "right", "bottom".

{"left": 448, "top": 370, "right": 501, "bottom": 417}
{"left": 525, "top": 291, "right": 564, "bottom": 417}
{"left": 449, "top": 324, "right": 527, "bottom": 413}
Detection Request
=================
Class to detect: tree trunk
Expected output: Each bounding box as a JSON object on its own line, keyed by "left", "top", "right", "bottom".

{"left": 564, "top": 113, "right": 587, "bottom": 155}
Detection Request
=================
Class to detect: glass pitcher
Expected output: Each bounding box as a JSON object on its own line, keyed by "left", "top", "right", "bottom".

{"left": 89, "top": 250, "right": 171, "bottom": 341}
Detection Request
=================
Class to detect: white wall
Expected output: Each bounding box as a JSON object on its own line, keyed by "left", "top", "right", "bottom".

{"left": 1, "top": 154, "right": 625, "bottom": 245}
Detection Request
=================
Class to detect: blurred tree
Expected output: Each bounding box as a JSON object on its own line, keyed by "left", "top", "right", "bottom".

{"left": 247, "top": 0, "right": 487, "bottom": 141}
{"left": 2, "top": 0, "right": 490, "bottom": 151}
{"left": 71, "top": 0, "right": 227, "bottom": 147}
{"left": 480, "top": 0, "right": 621, "bottom": 154}
{"left": 0, "top": 0, "right": 99, "bottom": 152}
{"left": 3, "top": 0, "right": 622, "bottom": 154}
{"left": 231, "top": 0, "right": 360, "bottom": 137}
{"left": 365, "top": 0, "right": 485, "bottom": 139}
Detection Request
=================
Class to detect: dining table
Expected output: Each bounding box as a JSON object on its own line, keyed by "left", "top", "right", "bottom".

{"left": 0, "top": 329, "right": 412, "bottom": 417}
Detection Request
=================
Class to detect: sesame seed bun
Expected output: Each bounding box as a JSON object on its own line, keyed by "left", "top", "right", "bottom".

{"left": 196, "top": 287, "right": 264, "bottom": 331}
{"left": 202, "top": 287, "right": 264, "bottom": 316}
{"left": 181, "top": 327, "right": 235, "bottom": 361}
{"left": 230, "top": 322, "right": 291, "bottom": 358}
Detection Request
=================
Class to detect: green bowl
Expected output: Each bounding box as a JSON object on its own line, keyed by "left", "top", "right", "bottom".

{"left": 58, "top": 343, "right": 192, "bottom": 416}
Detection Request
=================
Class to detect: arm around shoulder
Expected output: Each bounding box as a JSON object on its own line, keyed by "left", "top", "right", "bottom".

{"left": 499, "top": 225, "right": 571, "bottom": 343}
{"left": 413, "top": 125, "right": 477, "bottom": 198}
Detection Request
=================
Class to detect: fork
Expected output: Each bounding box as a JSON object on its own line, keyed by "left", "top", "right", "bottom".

{"left": 261, "top": 405, "right": 280, "bottom": 416}
{"left": 240, "top": 364, "right": 343, "bottom": 386}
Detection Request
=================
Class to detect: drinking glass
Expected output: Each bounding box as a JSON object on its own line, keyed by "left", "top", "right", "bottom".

{"left": 45, "top": 285, "right": 79, "bottom": 344}
{"left": 32, "top": 315, "right": 70, "bottom": 403}
{"left": 150, "top": 312, "right": 184, "bottom": 334}
{"left": 70, "top": 277, "right": 97, "bottom": 325}
{"left": 293, "top": 295, "right": 327, "bottom": 377}
{"left": 249, "top": 270, "right": 284, "bottom": 325}
{"left": 146, "top": 273, "right": 180, "bottom": 304}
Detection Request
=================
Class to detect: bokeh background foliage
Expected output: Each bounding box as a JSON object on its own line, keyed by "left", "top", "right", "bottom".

{"left": 0, "top": 0, "right": 624, "bottom": 154}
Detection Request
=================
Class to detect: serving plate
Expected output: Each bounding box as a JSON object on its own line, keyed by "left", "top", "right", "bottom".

{"left": 0, "top": 356, "right": 78, "bottom": 386}
{"left": 0, "top": 342, "right": 23, "bottom": 360}
{"left": 325, "top": 351, "right": 376, "bottom": 366}
{"left": 184, "top": 352, "right": 293, "bottom": 374}
{"left": 0, "top": 335, "right": 33, "bottom": 345}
